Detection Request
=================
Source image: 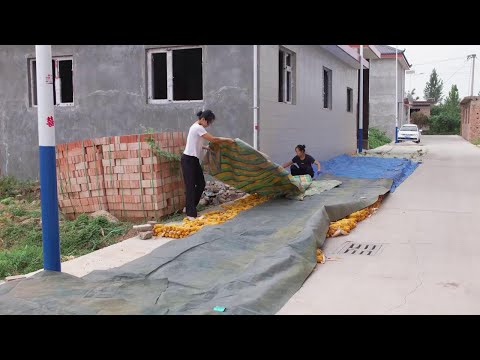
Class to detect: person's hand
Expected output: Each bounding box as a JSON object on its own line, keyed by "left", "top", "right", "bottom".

{"left": 225, "top": 138, "right": 235, "bottom": 144}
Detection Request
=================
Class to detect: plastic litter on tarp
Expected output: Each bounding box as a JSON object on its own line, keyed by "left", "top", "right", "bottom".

{"left": 320, "top": 154, "right": 419, "bottom": 192}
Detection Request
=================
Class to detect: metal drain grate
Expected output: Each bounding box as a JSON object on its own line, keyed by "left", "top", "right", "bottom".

{"left": 335, "top": 242, "right": 384, "bottom": 256}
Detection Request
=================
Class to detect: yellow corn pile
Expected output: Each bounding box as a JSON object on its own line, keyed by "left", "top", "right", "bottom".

{"left": 153, "top": 194, "right": 269, "bottom": 239}
{"left": 326, "top": 196, "right": 383, "bottom": 239}
{"left": 316, "top": 249, "right": 326, "bottom": 264}
{"left": 318, "top": 196, "right": 384, "bottom": 264}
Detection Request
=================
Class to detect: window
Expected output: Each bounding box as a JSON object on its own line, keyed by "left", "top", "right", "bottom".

{"left": 347, "top": 87, "right": 353, "bottom": 112}
{"left": 278, "top": 47, "right": 295, "bottom": 104}
{"left": 29, "top": 57, "right": 74, "bottom": 107}
{"left": 323, "top": 67, "right": 332, "bottom": 109}
{"left": 148, "top": 47, "right": 203, "bottom": 103}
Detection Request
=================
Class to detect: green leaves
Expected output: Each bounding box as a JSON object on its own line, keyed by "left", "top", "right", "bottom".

{"left": 424, "top": 68, "right": 444, "bottom": 103}
{"left": 368, "top": 128, "right": 391, "bottom": 149}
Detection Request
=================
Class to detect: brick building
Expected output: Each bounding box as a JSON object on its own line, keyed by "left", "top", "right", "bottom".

{"left": 460, "top": 96, "right": 480, "bottom": 141}
{"left": 410, "top": 99, "right": 433, "bottom": 117}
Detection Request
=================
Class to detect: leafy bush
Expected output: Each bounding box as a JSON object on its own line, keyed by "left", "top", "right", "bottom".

{"left": 368, "top": 128, "right": 391, "bottom": 149}
{"left": 410, "top": 112, "right": 430, "bottom": 129}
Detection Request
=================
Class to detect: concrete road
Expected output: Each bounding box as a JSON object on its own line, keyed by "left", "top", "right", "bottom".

{"left": 278, "top": 135, "right": 480, "bottom": 315}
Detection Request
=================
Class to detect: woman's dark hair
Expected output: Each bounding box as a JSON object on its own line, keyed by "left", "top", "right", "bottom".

{"left": 295, "top": 144, "right": 306, "bottom": 152}
{"left": 197, "top": 110, "right": 216, "bottom": 124}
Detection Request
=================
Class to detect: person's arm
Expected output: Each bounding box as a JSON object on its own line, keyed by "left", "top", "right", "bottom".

{"left": 202, "top": 132, "right": 235, "bottom": 144}
{"left": 314, "top": 160, "right": 321, "bottom": 173}
{"left": 282, "top": 160, "right": 293, "bottom": 169}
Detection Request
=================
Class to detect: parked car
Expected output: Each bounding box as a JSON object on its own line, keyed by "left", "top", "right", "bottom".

{"left": 398, "top": 124, "right": 421, "bottom": 143}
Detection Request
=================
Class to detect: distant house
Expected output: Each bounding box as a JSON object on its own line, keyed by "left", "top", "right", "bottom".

{"left": 410, "top": 99, "right": 433, "bottom": 117}
{"left": 406, "top": 98, "right": 434, "bottom": 130}
{"left": 460, "top": 96, "right": 480, "bottom": 141}
{"left": 349, "top": 45, "right": 411, "bottom": 145}
{"left": 368, "top": 45, "right": 411, "bottom": 140}
{"left": 0, "top": 45, "right": 364, "bottom": 178}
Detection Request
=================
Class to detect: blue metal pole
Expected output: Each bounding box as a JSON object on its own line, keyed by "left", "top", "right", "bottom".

{"left": 36, "top": 45, "right": 61, "bottom": 272}
{"left": 395, "top": 45, "right": 399, "bottom": 143}
{"left": 358, "top": 45, "right": 364, "bottom": 153}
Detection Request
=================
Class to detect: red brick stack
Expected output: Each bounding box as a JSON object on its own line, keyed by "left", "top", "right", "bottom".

{"left": 56, "top": 131, "right": 187, "bottom": 221}
{"left": 56, "top": 138, "right": 108, "bottom": 218}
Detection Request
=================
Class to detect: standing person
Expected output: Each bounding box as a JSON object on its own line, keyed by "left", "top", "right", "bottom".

{"left": 281, "top": 144, "right": 321, "bottom": 178}
{"left": 181, "top": 110, "right": 234, "bottom": 220}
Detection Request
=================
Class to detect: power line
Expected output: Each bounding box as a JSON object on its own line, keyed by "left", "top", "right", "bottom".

{"left": 412, "top": 56, "right": 466, "bottom": 67}
{"left": 416, "top": 61, "right": 468, "bottom": 88}
{"left": 443, "top": 60, "right": 469, "bottom": 86}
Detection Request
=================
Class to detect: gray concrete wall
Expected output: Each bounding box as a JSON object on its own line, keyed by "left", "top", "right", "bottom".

{"left": 258, "top": 45, "right": 358, "bottom": 166}
{"left": 0, "top": 45, "right": 253, "bottom": 178}
{"left": 369, "top": 58, "right": 406, "bottom": 140}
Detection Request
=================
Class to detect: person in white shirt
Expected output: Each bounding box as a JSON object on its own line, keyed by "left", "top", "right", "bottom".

{"left": 181, "top": 110, "right": 234, "bottom": 220}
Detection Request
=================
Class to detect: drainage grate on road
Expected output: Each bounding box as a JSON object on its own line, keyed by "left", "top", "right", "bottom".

{"left": 335, "top": 242, "right": 384, "bottom": 256}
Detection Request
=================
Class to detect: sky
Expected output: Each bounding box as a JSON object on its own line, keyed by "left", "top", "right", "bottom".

{"left": 392, "top": 45, "right": 480, "bottom": 100}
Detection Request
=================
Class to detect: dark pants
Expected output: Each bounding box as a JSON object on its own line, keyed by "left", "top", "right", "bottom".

{"left": 291, "top": 166, "right": 314, "bottom": 178}
{"left": 181, "top": 154, "right": 206, "bottom": 218}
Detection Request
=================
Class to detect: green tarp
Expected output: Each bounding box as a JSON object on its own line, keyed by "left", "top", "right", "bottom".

{"left": 0, "top": 175, "right": 392, "bottom": 315}
{"left": 206, "top": 139, "right": 304, "bottom": 197}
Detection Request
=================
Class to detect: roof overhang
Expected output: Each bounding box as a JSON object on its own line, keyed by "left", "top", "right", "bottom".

{"left": 460, "top": 96, "right": 480, "bottom": 105}
{"left": 381, "top": 53, "right": 411, "bottom": 70}
{"left": 319, "top": 45, "right": 369, "bottom": 70}
{"left": 349, "top": 45, "right": 382, "bottom": 60}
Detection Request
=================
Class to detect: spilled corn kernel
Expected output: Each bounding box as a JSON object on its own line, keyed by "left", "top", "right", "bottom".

{"left": 153, "top": 194, "right": 269, "bottom": 239}
{"left": 326, "top": 196, "right": 383, "bottom": 239}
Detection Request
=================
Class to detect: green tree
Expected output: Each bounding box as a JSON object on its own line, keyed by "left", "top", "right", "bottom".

{"left": 424, "top": 68, "right": 444, "bottom": 103}
{"left": 407, "top": 88, "right": 420, "bottom": 101}
{"left": 444, "top": 84, "right": 460, "bottom": 108}
{"left": 410, "top": 112, "right": 430, "bottom": 129}
{"left": 428, "top": 84, "right": 461, "bottom": 134}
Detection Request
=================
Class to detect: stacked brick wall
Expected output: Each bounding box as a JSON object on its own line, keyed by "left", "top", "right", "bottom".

{"left": 56, "top": 131, "right": 186, "bottom": 221}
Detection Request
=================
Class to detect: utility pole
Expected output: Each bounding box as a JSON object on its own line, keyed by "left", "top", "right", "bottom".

{"left": 358, "top": 45, "right": 364, "bottom": 153}
{"left": 36, "top": 45, "right": 61, "bottom": 272}
{"left": 467, "top": 54, "right": 476, "bottom": 96}
{"left": 395, "top": 45, "right": 399, "bottom": 143}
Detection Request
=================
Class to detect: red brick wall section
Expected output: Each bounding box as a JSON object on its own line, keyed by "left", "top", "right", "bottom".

{"left": 461, "top": 103, "right": 469, "bottom": 140}
{"left": 461, "top": 99, "right": 480, "bottom": 141}
{"left": 469, "top": 103, "right": 480, "bottom": 141}
{"left": 56, "top": 132, "right": 187, "bottom": 221}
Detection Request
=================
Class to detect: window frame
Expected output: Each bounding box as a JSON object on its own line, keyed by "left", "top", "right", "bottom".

{"left": 278, "top": 47, "right": 296, "bottom": 105}
{"left": 147, "top": 46, "right": 204, "bottom": 104}
{"left": 29, "top": 56, "right": 74, "bottom": 107}
{"left": 323, "top": 67, "right": 333, "bottom": 110}
{"left": 347, "top": 87, "right": 353, "bottom": 113}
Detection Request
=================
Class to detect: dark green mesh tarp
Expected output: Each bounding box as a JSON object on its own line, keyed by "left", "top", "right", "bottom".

{"left": 0, "top": 175, "right": 392, "bottom": 315}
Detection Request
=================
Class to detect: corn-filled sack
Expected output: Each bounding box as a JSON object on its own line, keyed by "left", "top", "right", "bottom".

{"left": 206, "top": 139, "right": 304, "bottom": 197}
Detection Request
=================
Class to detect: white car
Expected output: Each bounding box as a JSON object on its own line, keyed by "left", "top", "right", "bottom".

{"left": 398, "top": 124, "right": 421, "bottom": 143}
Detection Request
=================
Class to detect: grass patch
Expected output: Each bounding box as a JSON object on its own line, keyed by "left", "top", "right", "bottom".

{"left": 368, "top": 128, "right": 392, "bottom": 149}
{"left": 472, "top": 138, "right": 480, "bottom": 146}
{"left": 0, "top": 213, "right": 131, "bottom": 279}
{"left": 0, "top": 176, "right": 133, "bottom": 279}
{"left": 0, "top": 176, "right": 38, "bottom": 201}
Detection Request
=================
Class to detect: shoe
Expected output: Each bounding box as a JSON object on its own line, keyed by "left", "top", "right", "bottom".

{"left": 186, "top": 216, "right": 196, "bottom": 221}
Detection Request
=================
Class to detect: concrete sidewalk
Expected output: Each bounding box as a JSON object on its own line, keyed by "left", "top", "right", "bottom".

{"left": 278, "top": 135, "right": 480, "bottom": 314}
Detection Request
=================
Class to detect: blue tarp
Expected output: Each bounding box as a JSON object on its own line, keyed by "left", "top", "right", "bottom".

{"left": 318, "top": 154, "right": 419, "bottom": 192}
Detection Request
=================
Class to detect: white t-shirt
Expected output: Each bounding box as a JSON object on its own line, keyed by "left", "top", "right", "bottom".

{"left": 184, "top": 122, "right": 207, "bottom": 159}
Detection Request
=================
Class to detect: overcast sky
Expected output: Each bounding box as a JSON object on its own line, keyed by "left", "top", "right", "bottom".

{"left": 392, "top": 45, "right": 480, "bottom": 100}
